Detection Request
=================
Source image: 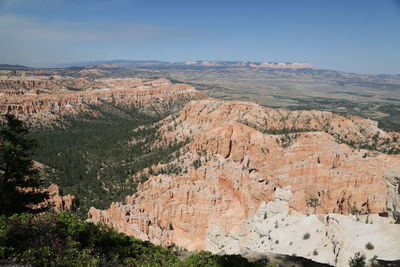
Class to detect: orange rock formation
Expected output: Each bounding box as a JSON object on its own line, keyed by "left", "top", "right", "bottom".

{"left": 45, "top": 184, "right": 75, "bottom": 212}
{"left": 88, "top": 100, "right": 400, "bottom": 265}
{"left": 0, "top": 77, "right": 205, "bottom": 125}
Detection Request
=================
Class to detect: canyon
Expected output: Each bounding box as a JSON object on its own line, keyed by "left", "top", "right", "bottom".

{"left": 88, "top": 100, "right": 400, "bottom": 267}
{"left": 0, "top": 75, "right": 204, "bottom": 126}
{"left": 1, "top": 70, "right": 400, "bottom": 266}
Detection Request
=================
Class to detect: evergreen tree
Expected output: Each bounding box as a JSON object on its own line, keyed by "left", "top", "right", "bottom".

{"left": 0, "top": 114, "right": 48, "bottom": 216}
{"left": 348, "top": 252, "right": 366, "bottom": 267}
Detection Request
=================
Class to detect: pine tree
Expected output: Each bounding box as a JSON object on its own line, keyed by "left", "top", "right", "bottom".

{"left": 348, "top": 252, "right": 366, "bottom": 267}
{"left": 0, "top": 114, "right": 48, "bottom": 215}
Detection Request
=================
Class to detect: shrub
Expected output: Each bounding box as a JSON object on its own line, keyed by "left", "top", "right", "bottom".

{"left": 365, "top": 242, "right": 374, "bottom": 250}
{"left": 349, "top": 252, "right": 366, "bottom": 267}
{"left": 351, "top": 204, "right": 360, "bottom": 215}
{"left": 0, "top": 213, "right": 180, "bottom": 266}
{"left": 183, "top": 251, "right": 219, "bottom": 267}
{"left": 303, "top": 233, "right": 310, "bottom": 240}
{"left": 306, "top": 196, "right": 319, "bottom": 213}
{"left": 1, "top": 213, "right": 268, "bottom": 267}
{"left": 183, "top": 251, "right": 265, "bottom": 267}
{"left": 191, "top": 159, "right": 202, "bottom": 169}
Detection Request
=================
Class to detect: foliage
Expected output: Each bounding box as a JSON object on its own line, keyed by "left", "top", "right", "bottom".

{"left": 0, "top": 213, "right": 267, "bottom": 267}
{"left": 348, "top": 252, "right": 366, "bottom": 267}
{"left": 182, "top": 251, "right": 265, "bottom": 267}
{"left": 0, "top": 114, "right": 48, "bottom": 216}
{"left": 306, "top": 196, "right": 320, "bottom": 213}
{"left": 303, "top": 233, "right": 310, "bottom": 240}
{"left": 30, "top": 103, "right": 185, "bottom": 217}
{"left": 0, "top": 213, "right": 181, "bottom": 267}
{"left": 351, "top": 204, "right": 360, "bottom": 215}
{"left": 365, "top": 242, "right": 374, "bottom": 250}
{"left": 191, "top": 159, "right": 202, "bottom": 169}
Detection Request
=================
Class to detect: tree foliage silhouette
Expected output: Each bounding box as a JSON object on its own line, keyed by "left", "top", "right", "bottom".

{"left": 348, "top": 252, "right": 366, "bottom": 267}
{"left": 0, "top": 114, "right": 48, "bottom": 215}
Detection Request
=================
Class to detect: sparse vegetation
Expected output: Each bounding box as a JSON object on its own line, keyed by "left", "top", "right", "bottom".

{"left": 237, "top": 115, "right": 400, "bottom": 154}
{"left": 191, "top": 159, "right": 202, "bottom": 169}
{"left": 365, "top": 242, "right": 374, "bottom": 250}
{"left": 351, "top": 204, "right": 360, "bottom": 215}
{"left": 349, "top": 252, "right": 366, "bottom": 267}
{"left": 306, "top": 196, "right": 320, "bottom": 213}
{"left": 182, "top": 250, "right": 265, "bottom": 267}
{"left": 303, "top": 233, "right": 310, "bottom": 240}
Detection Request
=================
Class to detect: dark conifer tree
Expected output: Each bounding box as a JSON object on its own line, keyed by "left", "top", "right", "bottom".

{"left": 0, "top": 114, "right": 48, "bottom": 215}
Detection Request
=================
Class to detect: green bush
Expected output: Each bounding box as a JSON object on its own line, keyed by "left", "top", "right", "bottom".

{"left": 0, "top": 213, "right": 267, "bottom": 267}
{"left": 365, "top": 242, "right": 374, "bottom": 250}
{"left": 303, "top": 233, "right": 310, "bottom": 240}
{"left": 183, "top": 251, "right": 264, "bottom": 267}
{"left": 348, "top": 252, "right": 366, "bottom": 267}
{"left": 0, "top": 213, "right": 180, "bottom": 267}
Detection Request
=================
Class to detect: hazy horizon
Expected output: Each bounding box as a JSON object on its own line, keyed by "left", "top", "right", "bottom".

{"left": 1, "top": 0, "right": 400, "bottom": 74}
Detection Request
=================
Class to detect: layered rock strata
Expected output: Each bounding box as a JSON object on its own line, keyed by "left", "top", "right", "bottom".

{"left": 0, "top": 77, "right": 205, "bottom": 125}
{"left": 89, "top": 99, "right": 400, "bottom": 266}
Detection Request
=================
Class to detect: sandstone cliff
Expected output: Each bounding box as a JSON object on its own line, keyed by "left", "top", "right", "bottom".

{"left": 25, "top": 183, "right": 75, "bottom": 213}
{"left": 0, "top": 76, "right": 205, "bottom": 126}
{"left": 45, "top": 184, "right": 76, "bottom": 212}
{"left": 88, "top": 99, "right": 400, "bottom": 266}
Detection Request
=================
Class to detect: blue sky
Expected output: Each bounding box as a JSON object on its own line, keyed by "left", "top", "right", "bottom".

{"left": 0, "top": 0, "right": 399, "bottom": 74}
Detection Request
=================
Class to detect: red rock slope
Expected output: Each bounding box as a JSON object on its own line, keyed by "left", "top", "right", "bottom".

{"left": 88, "top": 99, "right": 400, "bottom": 266}
{"left": 0, "top": 77, "right": 205, "bottom": 125}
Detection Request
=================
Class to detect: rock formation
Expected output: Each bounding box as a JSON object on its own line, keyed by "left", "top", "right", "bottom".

{"left": 25, "top": 183, "right": 76, "bottom": 213}
{"left": 181, "top": 61, "right": 315, "bottom": 69}
{"left": 45, "top": 184, "right": 76, "bottom": 213}
{"left": 0, "top": 76, "right": 205, "bottom": 126}
{"left": 88, "top": 99, "right": 400, "bottom": 266}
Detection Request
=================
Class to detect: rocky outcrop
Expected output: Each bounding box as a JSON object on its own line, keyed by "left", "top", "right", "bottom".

{"left": 0, "top": 77, "right": 205, "bottom": 125}
{"left": 88, "top": 99, "right": 400, "bottom": 266}
{"left": 45, "top": 184, "right": 75, "bottom": 212}
{"left": 207, "top": 189, "right": 400, "bottom": 267}
{"left": 169, "top": 100, "right": 400, "bottom": 153}
{"left": 385, "top": 167, "right": 400, "bottom": 221}
{"left": 26, "top": 183, "right": 76, "bottom": 213}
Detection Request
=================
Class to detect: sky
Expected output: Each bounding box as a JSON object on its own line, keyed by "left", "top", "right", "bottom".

{"left": 0, "top": 0, "right": 399, "bottom": 74}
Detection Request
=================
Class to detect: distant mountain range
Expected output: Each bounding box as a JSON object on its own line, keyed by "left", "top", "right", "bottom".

{"left": 54, "top": 60, "right": 315, "bottom": 70}
{"left": 0, "top": 64, "right": 31, "bottom": 70}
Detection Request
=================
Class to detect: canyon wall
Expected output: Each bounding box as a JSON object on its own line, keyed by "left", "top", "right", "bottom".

{"left": 89, "top": 99, "right": 400, "bottom": 266}
{"left": 0, "top": 77, "right": 205, "bottom": 125}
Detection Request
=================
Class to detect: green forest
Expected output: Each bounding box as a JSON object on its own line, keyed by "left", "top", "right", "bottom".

{"left": 30, "top": 103, "right": 184, "bottom": 217}
{"left": 0, "top": 111, "right": 268, "bottom": 267}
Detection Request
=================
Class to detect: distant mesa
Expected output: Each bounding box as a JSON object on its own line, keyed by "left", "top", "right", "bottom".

{"left": 50, "top": 60, "right": 316, "bottom": 70}
{"left": 182, "top": 61, "right": 315, "bottom": 69}
{"left": 0, "top": 64, "right": 31, "bottom": 70}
